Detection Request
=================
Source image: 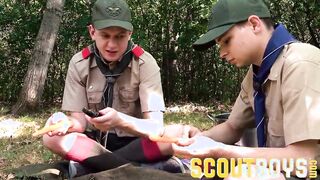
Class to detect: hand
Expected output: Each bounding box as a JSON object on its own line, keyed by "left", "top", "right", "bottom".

{"left": 162, "top": 124, "right": 200, "bottom": 139}
{"left": 86, "top": 107, "right": 123, "bottom": 131}
{"left": 172, "top": 135, "right": 227, "bottom": 159}
{"left": 149, "top": 124, "right": 201, "bottom": 143}
{"left": 44, "top": 112, "right": 72, "bottom": 137}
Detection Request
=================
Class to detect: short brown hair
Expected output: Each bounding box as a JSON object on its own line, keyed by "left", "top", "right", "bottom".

{"left": 236, "top": 17, "right": 274, "bottom": 30}
{"left": 261, "top": 18, "right": 274, "bottom": 30}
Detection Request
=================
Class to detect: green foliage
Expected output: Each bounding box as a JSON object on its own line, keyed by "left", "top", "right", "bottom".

{"left": 0, "top": 0, "right": 46, "bottom": 101}
{"left": 0, "top": 0, "right": 319, "bottom": 107}
{"left": 267, "top": 0, "right": 320, "bottom": 46}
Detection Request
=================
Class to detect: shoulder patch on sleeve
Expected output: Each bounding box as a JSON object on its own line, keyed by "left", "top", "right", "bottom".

{"left": 132, "top": 45, "right": 144, "bottom": 58}
{"left": 81, "top": 47, "right": 92, "bottom": 59}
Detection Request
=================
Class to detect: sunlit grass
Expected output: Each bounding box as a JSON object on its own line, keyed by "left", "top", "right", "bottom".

{"left": 164, "top": 112, "right": 216, "bottom": 131}
{"left": 0, "top": 135, "right": 60, "bottom": 178}
{"left": 0, "top": 106, "right": 60, "bottom": 178}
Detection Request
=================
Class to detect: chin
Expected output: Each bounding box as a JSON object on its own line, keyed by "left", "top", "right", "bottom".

{"left": 234, "top": 63, "right": 243, "bottom": 68}
{"left": 236, "top": 62, "right": 250, "bottom": 68}
{"left": 103, "top": 55, "right": 121, "bottom": 62}
{"left": 107, "top": 58, "right": 120, "bottom": 62}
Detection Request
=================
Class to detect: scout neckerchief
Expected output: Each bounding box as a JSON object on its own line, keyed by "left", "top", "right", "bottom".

{"left": 93, "top": 40, "right": 134, "bottom": 147}
{"left": 253, "top": 24, "right": 296, "bottom": 147}
{"left": 93, "top": 40, "right": 134, "bottom": 108}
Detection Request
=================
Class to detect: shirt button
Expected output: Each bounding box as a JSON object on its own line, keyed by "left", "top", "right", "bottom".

{"left": 89, "top": 85, "right": 93, "bottom": 90}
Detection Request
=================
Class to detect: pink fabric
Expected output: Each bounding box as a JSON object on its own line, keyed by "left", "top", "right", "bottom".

{"left": 132, "top": 45, "right": 144, "bottom": 57}
{"left": 65, "top": 135, "right": 96, "bottom": 162}
{"left": 141, "top": 138, "right": 163, "bottom": 162}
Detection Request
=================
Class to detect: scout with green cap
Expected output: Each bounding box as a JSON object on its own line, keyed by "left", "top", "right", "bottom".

{"left": 88, "top": 0, "right": 133, "bottom": 62}
{"left": 193, "top": 0, "right": 270, "bottom": 51}
{"left": 42, "top": 0, "right": 187, "bottom": 177}
{"left": 172, "top": 0, "right": 320, "bottom": 178}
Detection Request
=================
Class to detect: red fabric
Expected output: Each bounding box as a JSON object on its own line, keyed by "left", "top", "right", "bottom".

{"left": 81, "top": 47, "right": 91, "bottom": 59}
{"left": 132, "top": 45, "right": 144, "bottom": 58}
{"left": 141, "top": 138, "right": 163, "bottom": 162}
{"left": 65, "top": 135, "right": 96, "bottom": 162}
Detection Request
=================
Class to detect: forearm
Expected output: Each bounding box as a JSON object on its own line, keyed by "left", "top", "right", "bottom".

{"left": 219, "top": 140, "right": 318, "bottom": 177}
{"left": 117, "top": 111, "right": 163, "bottom": 137}
{"left": 202, "top": 121, "right": 244, "bottom": 145}
{"left": 225, "top": 140, "right": 318, "bottom": 160}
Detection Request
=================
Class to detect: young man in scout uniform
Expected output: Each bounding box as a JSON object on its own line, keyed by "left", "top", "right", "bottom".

{"left": 42, "top": 0, "right": 188, "bottom": 177}
{"left": 172, "top": 0, "right": 320, "bottom": 179}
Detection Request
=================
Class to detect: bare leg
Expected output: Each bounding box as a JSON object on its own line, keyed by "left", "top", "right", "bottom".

{"left": 43, "top": 132, "right": 107, "bottom": 161}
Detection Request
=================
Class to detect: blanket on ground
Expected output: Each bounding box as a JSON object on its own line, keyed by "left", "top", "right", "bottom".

{"left": 12, "top": 162, "right": 196, "bottom": 180}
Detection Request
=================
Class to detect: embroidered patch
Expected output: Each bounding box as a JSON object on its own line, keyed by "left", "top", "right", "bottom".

{"left": 106, "top": 3, "right": 121, "bottom": 17}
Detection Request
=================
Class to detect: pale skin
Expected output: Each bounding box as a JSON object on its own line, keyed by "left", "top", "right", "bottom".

{"left": 171, "top": 16, "right": 319, "bottom": 179}
{"left": 42, "top": 25, "right": 196, "bottom": 158}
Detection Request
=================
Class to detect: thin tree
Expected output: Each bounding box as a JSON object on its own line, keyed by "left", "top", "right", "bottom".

{"left": 11, "top": 0, "right": 65, "bottom": 115}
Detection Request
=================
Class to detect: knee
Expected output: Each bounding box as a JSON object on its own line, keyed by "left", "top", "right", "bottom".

{"left": 157, "top": 142, "right": 174, "bottom": 156}
{"left": 42, "top": 134, "right": 65, "bottom": 155}
{"left": 42, "top": 133, "right": 79, "bottom": 156}
{"left": 43, "top": 134, "right": 56, "bottom": 150}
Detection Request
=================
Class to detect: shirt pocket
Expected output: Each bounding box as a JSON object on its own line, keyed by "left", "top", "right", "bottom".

{"left": 267, "top": 117, "right": 285, "bottom": 147}
{"left": 119, "top": 88, "right": 139, "bottom": 102}
{"left": 87, "top": 91, "right": 104, "bottom": 111}
{"left": 267, "top": 117, "right": 284, "bottom": 136}
{"left": 87, "top": 91, "right": 103, "bottom": 103}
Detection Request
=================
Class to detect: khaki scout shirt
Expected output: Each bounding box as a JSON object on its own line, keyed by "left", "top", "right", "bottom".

{"left": 62, "top": 44, "right": 165, "bottom": 137}
{"left": 228, "top": 43, "right": 320, "bottom": 165}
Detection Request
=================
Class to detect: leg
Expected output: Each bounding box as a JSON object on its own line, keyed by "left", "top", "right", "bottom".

{"left": 43, "top": 132, "right": 107, "bottom": 162}
{"left": 114, "top": 137, "right": 171, "bottom": 163}
{"left": 81, "top": 137, "right": 178, "bottom": 173}
{"left": 43, "top": 132, "right": 133, "bottom": 174}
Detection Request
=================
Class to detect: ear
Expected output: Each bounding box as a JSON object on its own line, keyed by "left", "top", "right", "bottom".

{"left": 247, "top": 15, "right": 263, "bottom": 33}
{"left": 88, "top": 24, "right": 96, "bottom": 40}
{"left": 128, "top": 31, "right": 133, "bottom": 40}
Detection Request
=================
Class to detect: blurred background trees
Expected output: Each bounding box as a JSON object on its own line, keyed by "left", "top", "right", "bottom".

{"left": 0, "top": 0, "right": 319, "bottom": 114}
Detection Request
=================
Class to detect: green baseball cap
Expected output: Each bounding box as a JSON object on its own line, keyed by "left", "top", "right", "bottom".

{"left": 92, "top": 0, "right": 133, "bottom": 31}
{"left": 193, "top": 0, "right": 271, "bottom": 51}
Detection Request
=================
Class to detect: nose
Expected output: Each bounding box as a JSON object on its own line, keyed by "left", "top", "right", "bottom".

{"left": 219, "top": 48, "right": 228, "bottom": 60}
{"left": 108, "top": 38, "right": 118, "bottom": 48}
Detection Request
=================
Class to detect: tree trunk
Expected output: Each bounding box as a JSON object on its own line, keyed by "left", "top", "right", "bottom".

{"left": 11, "top": 0, "right": 65, "bottom": 115}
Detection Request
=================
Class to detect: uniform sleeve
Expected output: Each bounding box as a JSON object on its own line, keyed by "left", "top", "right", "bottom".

{"left": 138, "top": 53, "right": 165, "bottom": 113}
{"left": 282, "top": 60, "right": 320, "bottom": 145}
{"left": 61, "top": 59, "right": 88, "bottom": 112}
{"left": 228, "top": 70, "right": 255, "bottom": 130}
